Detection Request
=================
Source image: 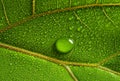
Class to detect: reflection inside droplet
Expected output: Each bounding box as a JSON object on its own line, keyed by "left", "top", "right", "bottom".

{"left": 55, "top": 38, "right": 74, "bottom": 53}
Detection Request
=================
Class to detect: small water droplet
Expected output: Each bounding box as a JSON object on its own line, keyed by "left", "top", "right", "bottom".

{"left": 45, "top": 31, "right": 47, "bottom": 34}
{"left": 91, "top": 37, "right": 94, "bottom": 40}
{"left": 77, "top": 27, "right": 81, "bottom": 31}
{"left": 81, "top": 29, "right": 85, "bottom": 33}
{"left": 9, "top": 63, "right": 12, "bottom": 66}
{"left": 51, "top": 35, "right": 54, "bottom": 38}
{"left": 42, "top": 41, "right": 45, "bottom": 44}
{"left": 73, "top": 2, "right": 78, "bottom": 5}
{"left": 76, "top": 21, "right": 79, "bottom": 24}
{"left": 84, "top": 34, "right": 87, "bottom": 38}
{"left": 88, "top": 41, "right": 92, "bottom": 44}
{"left": 55, "top": 38, "right": 74, "bottom": 53}
{"left": 88, "top": 72, "right": 92, "bottom": 75}
{"left": 68, "top": 16, "right": 74, "bottom": 21}
{"left": 80, "top": 42, "right": 83, "bottom": 44}
{"left": 18, "top": 16, "right": 22, "bottom": 19}
{"left": 101, "top": 50, "right": 104, "bottom": 53}
{"left": 44, "top": 35, "right": 47, "bottom": 38}
{"left": 69, "top": 26, "right": 74, "bottom": 30}
{"left": 1, "top": 17, "right": 4, "bottom": 20}
{"left": 77, "top": 10, "right": 81, "bottom": 14}
{"left": 70, "top": 34, "right": 73, "bottom": 38}
{"left": 88, "top": 48, "right": 92, "bottom": 51}
{"left": 9, "top": 71, "right": 12, "bottom": 73}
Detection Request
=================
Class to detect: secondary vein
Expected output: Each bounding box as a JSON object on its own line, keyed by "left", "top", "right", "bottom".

{"left": 0, "top": 3, "right": 120, "bottom": 33}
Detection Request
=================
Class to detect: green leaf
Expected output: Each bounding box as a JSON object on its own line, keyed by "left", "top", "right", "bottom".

{"left": 0, "top": 47, "right": 74, "bottom": 81}
{"left": 0, "top": 0, "right": 120, "bottom": 81}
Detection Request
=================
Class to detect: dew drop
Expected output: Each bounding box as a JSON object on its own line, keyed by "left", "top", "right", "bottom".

{"left": 69, "top": 26, "right": 74, "bottom": 31}
{"left": 88, "top": 72, "right": 92, "bottom": 75}
{"left": 88, "top": 41, "right": 92, "bottom": 44}
{"left": 76, "top": 21, "right": 79, "bottom": 24}
{"left": 88, "top": 48, "right": 92, "bottom": 51}
{"left": 41, "top": 41, "right": 45, "bottom": 44}
{"left": 51, "top": 35, "right": 54, "bottom": 38}
{"left": 81, "top": 29, "right": 85, "bottom": 33}
{"left": 101, "top": 50, "right": 104, "bottom": 53}
{"left": 9, "top": 71, "right": 12, "bottom": 73}
{"left": 68, "top": 16, "right": 74, "bottom": 21}
{"left": 77, "top": 27, "right": 81, "bottom": 31}
{"left": 77, "top": 10, "right": 80, "bottom": 13}
{"left": 55, "top": 38, "right": 74, "bottom": 53}
{"left": 80, "top": 42, "right": 83, "bottom": 44}
{"left": 9, "top": 63, "right": 12, "bottom": 66}
{"left": 70, "top": 34, "right": 73, "bottom": 38}
{"left": 73, "top": 2, "right": 78, "bottom": 5}
{"left": 44, "top": 31, "right": 47, "bottom": 34}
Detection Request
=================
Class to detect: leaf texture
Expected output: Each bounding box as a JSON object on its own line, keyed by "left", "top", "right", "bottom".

{"left": 0, "top": 0, "right": 120, "bottom": 81}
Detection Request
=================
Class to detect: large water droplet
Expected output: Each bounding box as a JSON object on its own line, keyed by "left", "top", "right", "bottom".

{"left": 55, "top": 38, "right": 74, "bottom": 53}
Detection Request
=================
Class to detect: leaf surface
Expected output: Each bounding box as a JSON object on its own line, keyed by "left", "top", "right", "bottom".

{"left": 0, "top": 0, "right": 120, "bottom": 81}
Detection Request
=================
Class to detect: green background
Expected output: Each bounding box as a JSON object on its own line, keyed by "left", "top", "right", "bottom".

{"left": 0, "top": 0, "right": 120, "bottom": 81}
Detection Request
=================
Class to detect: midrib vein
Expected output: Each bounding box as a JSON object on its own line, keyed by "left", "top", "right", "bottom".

{"left": 0, "top": 42, "right": 98, "bottom": 67}
{"left": 0, "top": 42, "right": 120, "bottom": 76}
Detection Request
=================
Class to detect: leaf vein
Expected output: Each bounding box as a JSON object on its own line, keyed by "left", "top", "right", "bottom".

{"left": 1, "top": 0, "right": 10, "bottom": 25}
{"left": 98, "top": 51, "right": 120, "bottom": 65}
{"left": 0, "top": 3, "right": 120, "bottom": 33}
{"left": 32, "top": 0, "right": 35, "bottom": 15}
{"left": 63, "top": 65, "right": 79, "bottom": 81}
